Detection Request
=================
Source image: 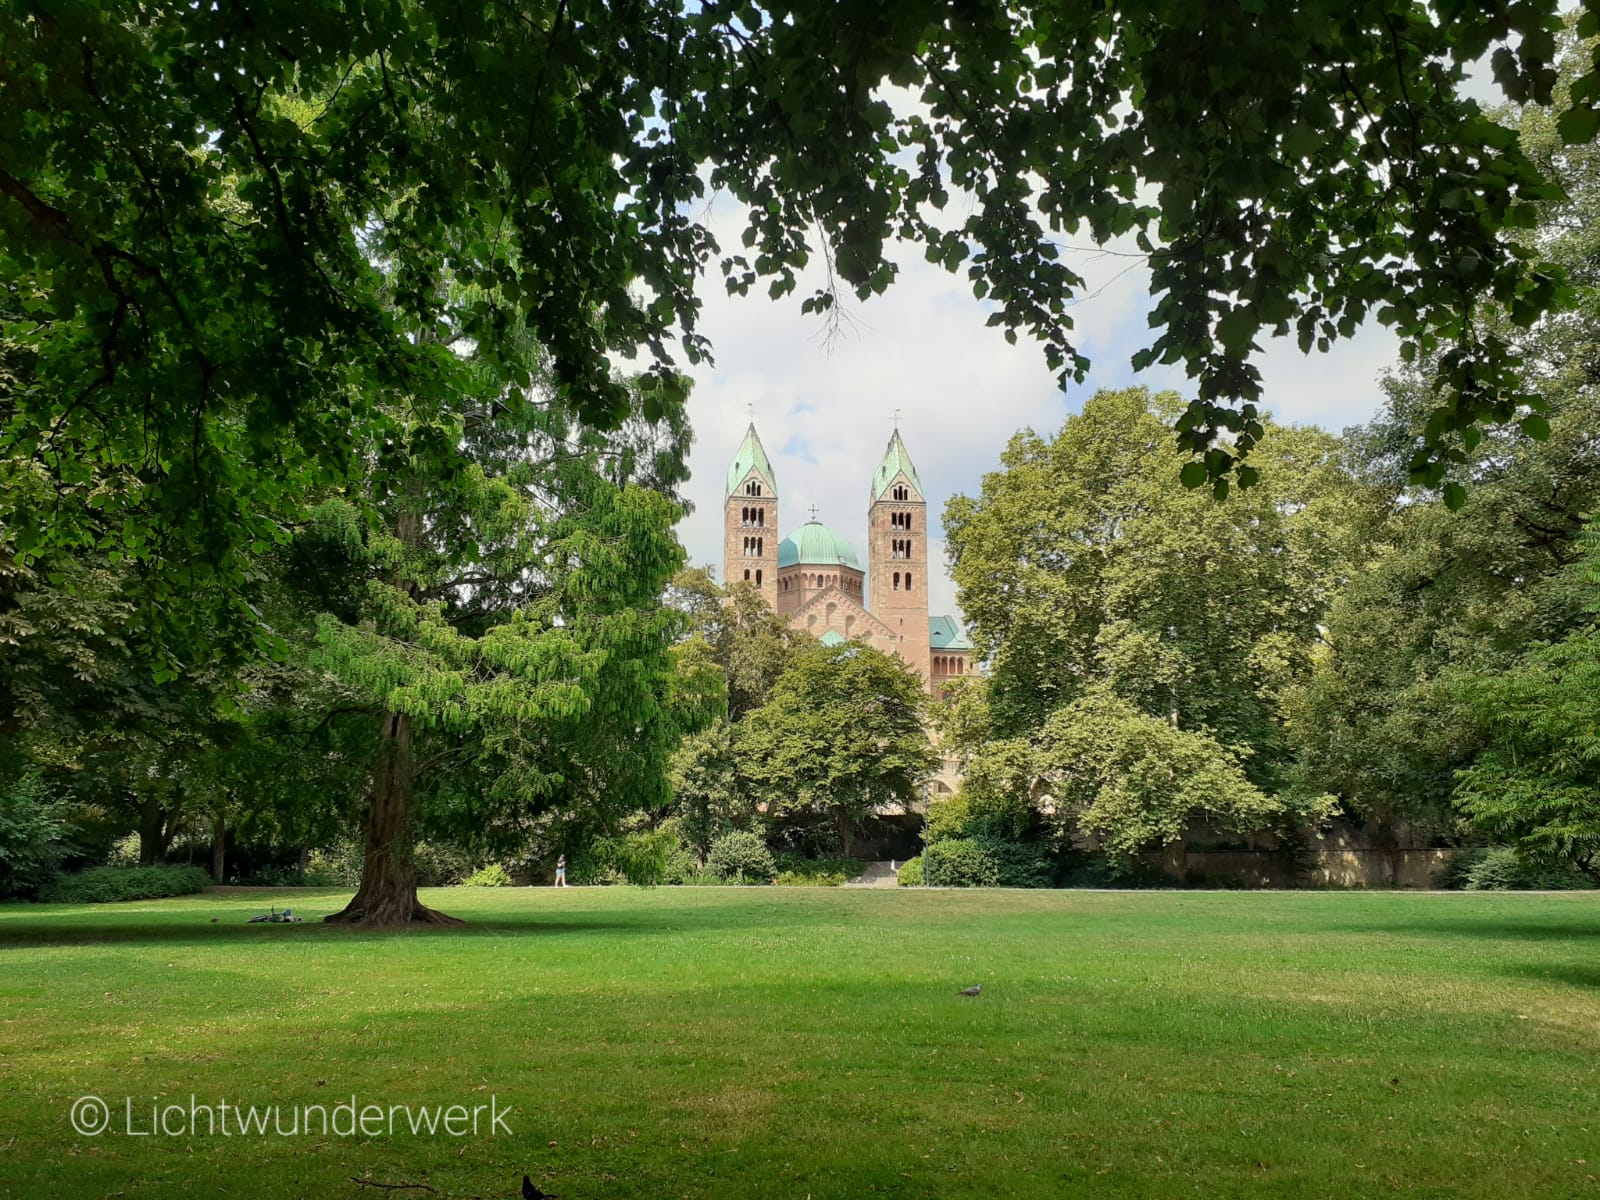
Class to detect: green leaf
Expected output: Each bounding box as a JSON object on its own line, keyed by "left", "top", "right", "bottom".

{"left": 1443, "top": 482, "right": 1467, "bottom": 511}
{"left": 1556, "top": 105, "right": 1600, "bottom": 145}
{"left": 1179, "top": 462, "right": 1209, "bottom": 489}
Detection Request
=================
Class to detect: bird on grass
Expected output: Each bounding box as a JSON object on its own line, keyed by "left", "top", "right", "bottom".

{"left": 523, "top": 1174, "right": 559, "bottom": 1200}
{"left": 957, "top": 985, "right": 982, "bottom": 996}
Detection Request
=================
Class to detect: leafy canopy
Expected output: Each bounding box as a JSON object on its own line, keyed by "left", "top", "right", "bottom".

{"left": 4, "top": 0, "right": 1594, "bottom": 646}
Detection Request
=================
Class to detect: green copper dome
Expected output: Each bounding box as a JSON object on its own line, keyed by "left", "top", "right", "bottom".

{"left": 778, "top": 520, "right": 860, "bottom": 570}
{"left": 726, "top": 423, "right": 777, "bottom": 497}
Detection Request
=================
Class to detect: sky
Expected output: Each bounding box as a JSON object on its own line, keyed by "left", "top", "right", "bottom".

{"left": 672, "top": 195, "right": 1403, "bottom": 628}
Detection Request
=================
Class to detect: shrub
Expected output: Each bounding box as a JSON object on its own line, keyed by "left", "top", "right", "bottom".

{"left": 772, "top": 852, "right": 856, "bottom": 887}
{"left": 980, "top": 838, "right": 1054, "bottom": 888}
{"left": 461, "top": 863, "right": 513, "bottom": 887}
{"left": 414, "top": 841, "right": 475, "bottom": 887}
{"left": 1464, "top": 847, "right": 1594, "bottom": 891}
{"left": 923, "top": 838, "right": 1000, "bottom": 888}
{"left": 707, "top": 831, "right": 776, "bottom": 884}
{"left": 1434, "top": 848, "right": 1486, "bottom": 890}
{"left": 40, "top": 865, "right": 211, "bottom": 904}
{"left": 911, "top": 834, "right": 1052, "bottom": 889}
{"left": 662, "top": 845, "right": 703, "bottom": 885}
{"left": 570, "top": 825, "right": 680, "bottom": 886}
{"left": 896, "top": 856, "right": 924, "bottom": 886}
{"left": 0, "top": 774, "right": 75, "bottom": 899}
{"left": 105, "top": 832, "right": 142, "bottom": 869}
{"left": 304, "top": 841, "right": 363, "bottom": 887}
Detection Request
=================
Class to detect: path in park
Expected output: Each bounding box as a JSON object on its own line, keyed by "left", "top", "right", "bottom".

{"left": 842, "top": 861, "right": 900, "bottom": 888}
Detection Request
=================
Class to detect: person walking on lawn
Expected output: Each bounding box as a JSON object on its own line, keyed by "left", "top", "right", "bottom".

{"left": 554, "top": 855, "right": 567, "bottom": 888}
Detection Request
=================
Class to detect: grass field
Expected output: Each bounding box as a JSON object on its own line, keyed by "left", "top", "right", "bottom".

{"left": 2, "top": 887, "right": 1599, "bottom": 1199}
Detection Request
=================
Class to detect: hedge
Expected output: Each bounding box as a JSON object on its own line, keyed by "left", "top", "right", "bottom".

{"left": 40, "top": 865, "right": 212, "bottom": 904}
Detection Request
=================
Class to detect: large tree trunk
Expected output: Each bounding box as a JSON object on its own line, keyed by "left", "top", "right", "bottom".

{"left": 325, "top": 711, "right": 460, "bottom": 927}
{"left": 211, "top": 813, "right": 226, "bottom": 882}
{"left": 138, "top": 795, "right": 169, "bottom": 867}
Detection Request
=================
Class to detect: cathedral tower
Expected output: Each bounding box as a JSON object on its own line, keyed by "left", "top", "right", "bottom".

{"left": 723, "top": 423, "right": 779, "bottom": 608}
{"left": 867, "top": 429, "right": 931, "bottom": 684}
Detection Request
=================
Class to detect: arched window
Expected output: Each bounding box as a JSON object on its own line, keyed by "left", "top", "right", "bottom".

{"left": 755, "top": 569, "right": 763, "bottom": 586}
{"left": 906, "top": 572, "right": 913, "bottom": 590}
{"left": 746, "top": 481, "right": 762, "bottom": 497}
{"left": 893, "top": 572, "right": 901, "bottom": 591}
{"left": 743, "top": 569, "right": 751, "bottom": 581}
{"left": 893, "top": 484, "right": 909, "bottom": 501}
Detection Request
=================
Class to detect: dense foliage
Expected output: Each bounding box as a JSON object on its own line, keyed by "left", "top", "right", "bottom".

{"left": 8, "top": 13, "right": 1600, "bottom": 900}
{"left": 39, "top": 865, "right": 211, "bottom": 904}
{"left": 4, "top": 0, "right": 1596, "bottom": 674}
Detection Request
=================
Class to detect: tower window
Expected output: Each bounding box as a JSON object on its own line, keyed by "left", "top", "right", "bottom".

{"left": 893, "top": 485, "right": 909, "bottom": 501}
{"left": 893, "top": 572, "right": 901, "bottom": 591}
{"left": 746, "top": 481, "right": 762, "bottom": 497}
{"left": 755, "top": 569, "right": 763, "bottom": 586}
{"left": 743, "top": 569, "right": 751, "bottom": 581}
{"left": 906, "top": 571, "right": 914, "bottom": 590}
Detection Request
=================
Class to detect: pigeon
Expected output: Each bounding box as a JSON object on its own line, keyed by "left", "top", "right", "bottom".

{"left": 523, "top": 1174, "right": 559, "bottom": 1200}
{"left": 957, "top": 985, "right": 982, "bottom": 997}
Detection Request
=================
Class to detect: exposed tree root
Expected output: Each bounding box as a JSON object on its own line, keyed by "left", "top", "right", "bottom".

{"left": 323, "top": 893, "right": 463, "bottom": 928}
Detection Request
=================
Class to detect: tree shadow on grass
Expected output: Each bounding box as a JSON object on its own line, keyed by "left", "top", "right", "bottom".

{"left": 1501, "top": 962, "right": 1600, "bottom": 989}
{"left": 0, "top": 898, "right": 766, "bottom": 947}
{"left": 1330, "top": 916, "right": 1600, "bottom": 944}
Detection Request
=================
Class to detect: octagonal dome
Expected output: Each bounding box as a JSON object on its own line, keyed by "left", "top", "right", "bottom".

{"left": 777, "top": 520, "right": 860, "bottom": 570}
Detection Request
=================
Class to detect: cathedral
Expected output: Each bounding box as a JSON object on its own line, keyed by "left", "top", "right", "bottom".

{"left": 722, "top": 423, "right": 974, "bottom": 696}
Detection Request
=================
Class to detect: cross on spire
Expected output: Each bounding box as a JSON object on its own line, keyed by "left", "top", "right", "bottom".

{"left": 808, "top": 504, "right": 820, "bottom": 521}
{"left": 892, "top": 408, "right": 902, "bottom": 430}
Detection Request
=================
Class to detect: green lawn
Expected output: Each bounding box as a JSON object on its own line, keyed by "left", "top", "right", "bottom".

{"left": 2, "top": 888, "right": 1598, "bottom": 1199}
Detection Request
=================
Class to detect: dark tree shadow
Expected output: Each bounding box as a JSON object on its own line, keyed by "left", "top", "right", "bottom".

{"left": 1501, "top": 962, "right": 1600, "bottom": 989}
{"left": 1328, "top": 916, "right": 1600, "bottom": 943}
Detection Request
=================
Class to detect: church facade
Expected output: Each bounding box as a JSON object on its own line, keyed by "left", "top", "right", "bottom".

{"left": 722, "top": 424, "right": 974, "bottom": 697}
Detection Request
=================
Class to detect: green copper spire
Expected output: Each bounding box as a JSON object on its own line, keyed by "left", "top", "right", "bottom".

{"left": 726, "top": 423, "right": 778, "bottom": 497}
{"left": 871, "top": 428, "right": 924, "bottom": 500}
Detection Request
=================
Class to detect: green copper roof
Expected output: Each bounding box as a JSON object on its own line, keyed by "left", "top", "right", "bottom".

{"left": 928, "top": 615, "right": 972, "bottom": 651}
{"left": 817, "top": 629, "right": 846, "bottom": 647}
{"left": 777, "top": 520, "right": 861, "bottom": 570}
{"left": 726, "top": 423, "right": 777, "bottom": 497}
{"left": 872, "top": 429, "right": 924, "bottom": 501}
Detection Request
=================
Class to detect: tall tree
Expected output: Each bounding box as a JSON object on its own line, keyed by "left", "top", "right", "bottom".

{"left": 300, "top": 364, "right": 693, "bottom": 925}
{"left": 1287, "top": 27, "right": 1600, "bottom": 839}
{"left": 666, "top": 571, "right": 806, "bottom": 720}
{"left": 737, "top": 641, "right": 935, "bottom": 856}
{"left": 945, "top": 387, "right": 1366, "bottom": 789}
